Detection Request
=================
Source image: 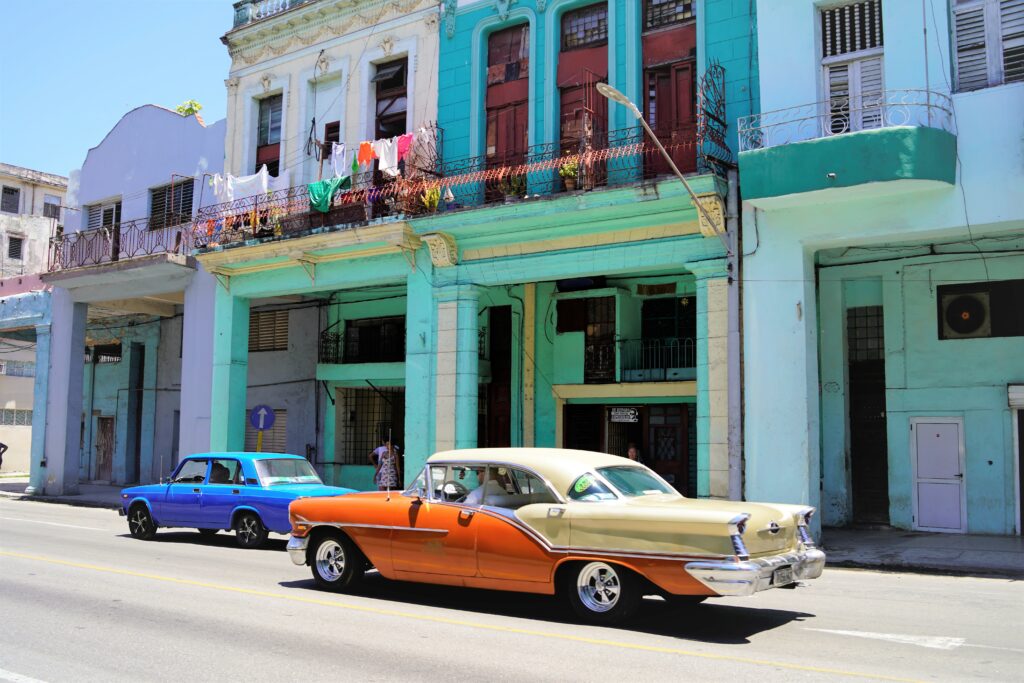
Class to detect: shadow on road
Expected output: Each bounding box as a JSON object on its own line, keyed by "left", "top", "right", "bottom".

{"left": 116, "top": 531, "right": 289, "bottom": 553}
{"left": 277, "top": 573, "right": 813, "bottom": 644}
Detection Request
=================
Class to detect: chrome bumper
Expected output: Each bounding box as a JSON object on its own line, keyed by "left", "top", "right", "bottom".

{"left": 287, "top": 535, "right": 309, "bottom": 566}
{"left": 684, "top": 547, "right": 826, "bottom": 597}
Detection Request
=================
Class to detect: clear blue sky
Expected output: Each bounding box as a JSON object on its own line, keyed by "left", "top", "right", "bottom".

{"left": 0, "top": 0, "right": 232, "bottom": 179}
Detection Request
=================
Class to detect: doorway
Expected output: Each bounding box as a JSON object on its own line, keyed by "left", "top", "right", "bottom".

{"left": 95, "top": 417, "right": 114, "bottom": 482}
{"left": 847, "top": 306, "right": 890, "bottom": 524}
{"left": 912, "top": 418, "right": 966, "bottom": 533}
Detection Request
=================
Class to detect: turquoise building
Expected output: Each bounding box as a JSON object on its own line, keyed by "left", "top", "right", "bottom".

{"left": 738, "top": 0, "right": 1024, "bottom": 535}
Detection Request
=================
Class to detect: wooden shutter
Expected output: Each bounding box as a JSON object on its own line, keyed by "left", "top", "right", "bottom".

{"left": 857, "top": 56, "right": 884, "bottom": 129}
{"left": 1004, "top": 0, "right": 1024, "bottom": 83}
{"left": 245, "top": 409, "right": 288, "bottom": 452}
{"left": 956, "top": 5, "right": 990, "bottom": 91}
{"left": 248, "top": 310, "right": 289, "bottom": 352}
{"left": 827, "top": 63, "right": 852, "bottom": 134}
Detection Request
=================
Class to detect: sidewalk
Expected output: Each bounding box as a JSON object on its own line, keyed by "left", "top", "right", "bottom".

{"left": 822, "top": 526, "right": 1024, "bottom": 578}
{"left": 0, "top": 477, "right": 123, "bottom": 510}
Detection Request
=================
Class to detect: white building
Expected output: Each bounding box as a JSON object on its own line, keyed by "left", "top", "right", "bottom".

{"left": 0, "top": 163, "right": 67, "bottom": 278}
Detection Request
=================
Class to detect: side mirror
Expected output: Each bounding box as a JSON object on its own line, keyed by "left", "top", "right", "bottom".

{"left": 404, "top": 487, "right": 426, "bottom": 502}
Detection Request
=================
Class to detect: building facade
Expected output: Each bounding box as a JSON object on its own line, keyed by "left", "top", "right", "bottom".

{"left": 0, "top": 163, "right": 67, "bottom": 279}
{"left": 738, "top": 0, "right": 1024, "bottom": 535}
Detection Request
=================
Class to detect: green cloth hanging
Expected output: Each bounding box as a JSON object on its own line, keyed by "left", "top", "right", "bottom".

{"left": 307, "top": 176, "right": 351, "bottom": 213}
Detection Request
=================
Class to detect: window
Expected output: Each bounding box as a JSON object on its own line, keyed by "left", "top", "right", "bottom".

{"left": 344, "top": 316, "right": 405, "bottom": 363}
{"left": 338, "top": 387, "right": 404, "bottom": 465}
{"left": 596, "top": 465, "right": 674, "bottom": 496}
{"left": 87, "top": 343, "right": 122, "bottom": 364}
{"left": 43, "top": 194, "right": 61, "bottom": 219}
{"left": 7, "top": 235, "right": 24, "bottom": 260}
{"left": 821, "top": 1, "right": 884, "bottom": 135}
{"left": 373, "top": 58, "right": 408, "bottom": 139}
{"left": 245, "top": 409, "right": 288, "bottom": 452}
{"left": 1, "top": 360, "right": 35, "bottom": 377}
{"left": 645, "top": 0, "right": 694, "bottom": 30}
{"left": 955, "top": 0, "right": 1024, "bottom": 91}
{"left": 256, "top": 94, "right": 283, "bottom": 176}
{"left": 641, "top": 296, "right": 696, "bottom": 340}
{"left": 149, "top": 180, "right": 194, "bottom": 231}
{"left": 172, "top": 458, "right": 209, "bottom": 483}
{"left": 209, "top": 459, "right": 244, "bottom": 485}
{"left": 569, "top": 472, "right": 618, "bottom": 501}
{"left": 255, "top": 457, "right": 322, "bottom": 486}
{"left": 248, "top": 310, "right": 289, "bottom": 352}
{"left": 1, "top": 186, "right": 20, "bottom": 214}
{"left": 488, "top": 24, "right": 530, "bottom": 85}
{"left": 324, "top": 121, "right": 341, "bottom": 145}
{"left": 86, "top": 201, "right": 122, "bottom": 230}
{"left": 428, "top": 464, "right": 486, "bottom": 502}
{"left": 562, "top": 4, "right": 608, "bottom": 50}
{"left": 486, "top": 25, "right": 531, "bottom": 169}
{"left": 0, "top": 409, "right": 33, "bottom": 426}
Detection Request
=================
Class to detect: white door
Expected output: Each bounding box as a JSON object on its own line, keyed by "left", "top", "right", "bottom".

{"left": 913, "top": 419, "right": 965, "bottom": 532}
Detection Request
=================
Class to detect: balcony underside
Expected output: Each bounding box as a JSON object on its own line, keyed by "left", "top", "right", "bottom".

{"left": 40, "top": 253, "right": 197, "bottom": 303}
{"left": 739, "top": 127, "right": 956, "bottom": 208}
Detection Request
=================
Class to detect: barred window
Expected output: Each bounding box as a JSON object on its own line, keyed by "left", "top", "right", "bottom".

{"left": 7, "top": 235, "right": 24, "bottom": 260}
{"left": 249, "top": 310, "right": 289, "bottom": 352}
{"left": 821, "top": 0, "right": 884, "bottom": 58}
{"left": 645, "top": 0, "right": 694, "bottom": 30}
{"left": 1, "top": 360, "right": 36, "bottom": 377}
{"left": 562, "top": 4, "right": 608, "bottom": 50}
{"left": 0, "top": 408, "right": 33, "bottom": 426}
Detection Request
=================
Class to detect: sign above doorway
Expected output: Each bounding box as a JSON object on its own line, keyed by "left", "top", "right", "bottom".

{"left": 608, "top": 407, "right": 640, "bottom": 423}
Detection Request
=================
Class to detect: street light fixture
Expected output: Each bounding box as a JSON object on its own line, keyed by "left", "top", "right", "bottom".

{"left": 596, "top": 82, "right": 730, "bottom": 254}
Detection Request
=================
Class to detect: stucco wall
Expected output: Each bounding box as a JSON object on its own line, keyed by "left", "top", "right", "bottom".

{"left": 0, "top": 344, "right": 35, "bottom": 472}
{"left": 0, "top": 215, "right": 52, "bottom": 278}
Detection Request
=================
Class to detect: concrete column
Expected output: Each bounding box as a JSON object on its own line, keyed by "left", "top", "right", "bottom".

{"left": 404, "top": 251, "right": 435, "bottom": 483}
{"left": 434, "top": 284, "right": 480, "bottom": 451}
{"left": 26, "top": 323, "right": 51, "bottom": 494}
{"left": 522, "top": 283, "right": 536, "bottom": 447}
{"left": 139, "top": 333, "right": 159, "bottom": 483}
{"left": 210, "top": 286, "right": 250, "bottom": 452}
{"left": 179, "top": 269, "right": 216, "bottom": 458}
{"left": 80, "top": 352, "right": 96, "bottom": 480}
{"left": 41, "top": 288, "right": 86, "bottom": 496}
{"left": 691, "top": 259, "right": 730, "bottom": 499}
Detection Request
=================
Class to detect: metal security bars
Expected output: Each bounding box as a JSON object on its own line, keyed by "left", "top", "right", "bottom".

{"left": 337, "top": 387, "right": 404, "bottom": 465}
{"left": 620, "top": 337, "right": 696, "bottom": 382}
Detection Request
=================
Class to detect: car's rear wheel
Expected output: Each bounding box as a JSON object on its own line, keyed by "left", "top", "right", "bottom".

{"left": 127, "top": 504, "right": 157, "bottom": 540}
{"left": 308, "top": 532, "right": 364, "bottom": 592}
{"left": 564, "top": 561, "right": 641, "bottom": 624}
{"left": 234, "top": 512, "right": 268, "bottom": 548}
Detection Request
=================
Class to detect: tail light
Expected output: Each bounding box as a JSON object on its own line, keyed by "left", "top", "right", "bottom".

{"left": 796, "top": 508, "right": 815, "bottom": 547}
{"left": 728, "top": 513, "right": 750, "bottom": 560}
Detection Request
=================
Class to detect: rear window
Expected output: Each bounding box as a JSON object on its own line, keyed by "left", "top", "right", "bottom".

{"left": 255, "top": 458, "right": 322, "bottom": 486}
{"left": 596, "top": 466, "right": 673, "bottom": 497}
{"left": 568, "top": 473, "right": 617, "bottom": 501}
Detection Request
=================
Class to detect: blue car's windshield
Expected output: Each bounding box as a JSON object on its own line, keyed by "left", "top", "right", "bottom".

{"left": 255, "top": 458, "right": 322, "bottom": 486}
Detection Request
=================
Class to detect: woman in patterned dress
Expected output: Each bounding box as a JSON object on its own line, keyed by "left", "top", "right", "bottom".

{"left": 370, "top": 438, "right": 400, "bottom": 490}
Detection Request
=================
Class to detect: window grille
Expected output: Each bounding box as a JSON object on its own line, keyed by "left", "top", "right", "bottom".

{"left": 338, "top": 387, "right": 404, "bottom": 465}
{"left": 86, "top": 201, "right": 121, "bottom": 230}
{"left": 955, "top": 0, "right": 1024, "bottom": 91}
{"left": 1, "top": 187, "right": 20, "bottom": 214}
{"left": 821, "top": 0, "right": 884, "bottom": 58}
{"left": 1, "top": 360, "right": 35, "bottom": 377}
{"left": 245, "top": 408, "right": 288, "bottom": 452}
{"left": 847, "top": 306, "right": 884, "bottom": 362}
{"left": 249, "top": 310, "right": 290, "bottom": 352}
{"left": 7, "top": 235, "right": 24, "bottom": 260}
{"left": 562, "top": 4, "right": 608, "bottom": 50}
{"left": 645, "top": 0, "right": 694, "bottom": 30}
{"left": 149, "top": 180, "right": 194, "bottom": 231}
{"left": 0, "top": 409, "right": 33, "bottom": 426}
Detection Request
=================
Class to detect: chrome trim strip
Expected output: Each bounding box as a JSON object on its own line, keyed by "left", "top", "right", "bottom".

{"left": 684, "top": 548, "right": 826, "bottom": 597}
{"left": 287, "top": 535, "right": 308, "bottom": 566}
{"left": 301, "top": 521, "right": 450, "bottom": 535}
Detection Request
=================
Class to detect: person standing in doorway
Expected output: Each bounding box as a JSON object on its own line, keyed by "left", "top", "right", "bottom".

{"left": 626, "top": 443, "right": 643, "bottom": 465}
{"left": 370, "top": 437, "right": 401, "bottom": 491}
{"left": 0, "top": 441, "right": 7, "bottom": 470}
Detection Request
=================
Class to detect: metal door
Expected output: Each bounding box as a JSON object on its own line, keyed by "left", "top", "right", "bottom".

{"left": 95, "top": 417, "right": 114, "bottom": 481}
{"left": 647, "top": 404, "right": 688, "bottom": 493}
{"left": 913, "top": 419, "right": 965, "bottom": 532}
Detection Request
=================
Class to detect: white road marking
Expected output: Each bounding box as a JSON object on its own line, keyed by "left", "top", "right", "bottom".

{"left": 806, "top": 628, "right": 965, "bottom": 650}
{"left": 963, "top": 643, "right": 1024, "bottom": 654}
{"left": 0, "top": 516, "right": 107, "bottom": 532}
{"left": 0, "top": 667, "right": 48, "bottom": 683}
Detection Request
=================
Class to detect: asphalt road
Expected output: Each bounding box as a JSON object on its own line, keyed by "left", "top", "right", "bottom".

{"left": 0, "top": 498, "right": 1021, "bottom": 682}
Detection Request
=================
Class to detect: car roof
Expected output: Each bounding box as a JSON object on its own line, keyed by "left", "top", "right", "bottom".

{"left": 427, "top": 448, "right": 633, "bottom": 495}
{"left": 184, "top": 452, "right": 305, "bottom": 462}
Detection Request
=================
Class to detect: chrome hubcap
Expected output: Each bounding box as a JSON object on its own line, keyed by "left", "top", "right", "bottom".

{"left": 129, "top": 509, "right": 148, "bottom": 535}
{"left": 315, "top": 540, "right": 345, "bottom": 582}
{"left": 238, "top": 517, "right": 259, "bottom": 544}
{"left": 577, "top": 562, "right": 621, "bottom": 613}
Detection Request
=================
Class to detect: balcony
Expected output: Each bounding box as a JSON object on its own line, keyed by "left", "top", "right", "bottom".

{"left": 231, "top": 0, "right": 314, "bottom": 29}
{"left": 620, "top": 337, "right": 696, "bottom": 382}
{"left": 737, "top": 90, "right": 957, "bottom": 203}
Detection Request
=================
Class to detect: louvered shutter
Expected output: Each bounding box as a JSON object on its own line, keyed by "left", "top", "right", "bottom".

{"left": 827, "top": 64, "right": 851, "bottom": 135}
{"left": 956, "top": 5, "right": 990, "bottom": 91}
{"left": 248, "top": 310, "right": 290, "bottom": 352}
{"left": 857, "top": 56, "right": 884, "bottom": 129}
{"left": 245, "top": 409, "right": 288, "bottom": 452}
{"left": 87, "top": 205, "right": 103, "bottom": 230}
{"left": 150, "top": 186, "right": 168, "bottom": 231}
{"left": 1003, "top": 0, "right": 1024, "bottom": 83}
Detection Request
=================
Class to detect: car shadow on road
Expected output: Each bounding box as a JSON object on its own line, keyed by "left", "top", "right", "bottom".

{"left": 116, "top": 531, "right": 289, "bottom": 552}
{"left": 278, "top": 573, "right": 813, "bottom": 644}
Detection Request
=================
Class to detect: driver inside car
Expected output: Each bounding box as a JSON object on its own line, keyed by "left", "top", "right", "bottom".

{"left": 463, "top": 467, "right": 508, "bottom": 506}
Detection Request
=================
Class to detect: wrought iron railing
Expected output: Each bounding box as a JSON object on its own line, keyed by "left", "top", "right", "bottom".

{"left": 620, "top": 337, "right": 696, "bottom": 382}
{"left": 584, "top": 341, "right": 616, "bottom": 384}
{"left": 318, "top": 331, "right": 343, "bottom": 364}
{"left": 48, "top": 218, "right": 192, "bottom": 271}
{"left": 738, "top": 89, "right": 955, "bottom": 152}
{"left": 232, "top": 0, "right": 313, "bottom": 28}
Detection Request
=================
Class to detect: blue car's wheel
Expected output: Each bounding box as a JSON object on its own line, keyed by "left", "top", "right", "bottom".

{"left": 127, "top": 503, "right": 157, "bottom": 540}
{"left": 234, "top": 511, "right": 268, "bottom": 548}
{"left": 309, "top": 532, "right": 364, "bottom": 592}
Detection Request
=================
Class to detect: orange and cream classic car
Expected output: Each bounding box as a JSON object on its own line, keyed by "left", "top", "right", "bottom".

{"left": 287, "top": 448, "right": 825, "bottom": 623}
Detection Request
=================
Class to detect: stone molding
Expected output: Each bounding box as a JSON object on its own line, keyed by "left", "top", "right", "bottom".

{"left": 420, "top": 231, "right": 459, "bottom": 268}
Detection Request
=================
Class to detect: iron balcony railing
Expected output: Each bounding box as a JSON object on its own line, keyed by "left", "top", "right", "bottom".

{"left": 737, "top": 89, "right": 955, "bottom": 152}
{"left": 190, "top": 124, "right": 706, "bottom": 251}
{"left": 48, "top": 217, "right": 193, "bottom": 271}
{"left": 232, "top": 0, "right": 313, "bottom": 28}
{"left": 620, "top": 337, "right": 696, "bottom": 382}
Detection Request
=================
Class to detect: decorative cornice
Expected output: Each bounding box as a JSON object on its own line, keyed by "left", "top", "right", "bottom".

{"left": 495, "top": 0, "right": 517, "bottom": 21}
{"left": 442, "top": 0, "right": 457, "bottom": 39}
{"left": 536, "top": 0, "right": 546, "bottom": 11}
{"left": 421, "top": 232, "right": 459, "bottom": 267}
{"left": 695, "top": 193, "right": 726, "bottom": 240}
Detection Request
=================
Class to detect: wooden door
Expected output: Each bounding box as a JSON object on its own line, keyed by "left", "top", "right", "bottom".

{"left": 96, "top": 417, "right": 114, "bottom": 481}
{"left": 646, "top": 404, "right": 688, "bottom": 492}
{"left": 645, "top": 61, "right": 696, "bottom": 176}
{"left": 485, "top": 306, "right": 512, "bottom": 447}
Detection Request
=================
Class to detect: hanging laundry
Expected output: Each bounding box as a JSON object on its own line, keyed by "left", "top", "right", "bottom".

{"left": 268, "top": 168, "right": 291, "bottom": 194}
{"left": 372, "top": 137, "right": 400, "bottom": 177}
{"left": 330, "top": 142, "right": 348, "bottom": 178}
{"left": 357, "top": 141, "right": 376, "bottom": 167}
{"left": 210, "top": 166, "right": 269, "bottom": 203}
{"left": 307, "top": 176, "right": 352, "bottom": 213}
{"left": 396, "top": 133, "right": 415, "bottom": 162}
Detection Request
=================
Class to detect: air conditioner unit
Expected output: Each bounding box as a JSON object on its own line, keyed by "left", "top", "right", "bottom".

{"left": 940, "top": 290, "right": 991, "bottom": 339}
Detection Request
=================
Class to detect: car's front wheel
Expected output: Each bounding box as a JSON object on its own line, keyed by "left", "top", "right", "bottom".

{"left": 127, "top": 504, "right": 157, "bottom": 540}
{"left": 234, "top": 512, "right": 268, "bottom": 548}
{"left": 308, "top": 532, "right": 364, "bottom": 592}
{"left": 564, "top": 561, "right": 642, "bottom": 624}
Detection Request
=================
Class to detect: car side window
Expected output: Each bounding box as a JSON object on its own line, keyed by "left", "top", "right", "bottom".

{"left": 209, "top": 459, "right": 242, "bottom": 485}
{"left": 172, "top": 459, "right": 208, "bottom": 484}
{"left": 429, "top": 464, "right": 485, "bottom": 503}
{"left": 484, "top": 467, "right": 558, "bottom": 509}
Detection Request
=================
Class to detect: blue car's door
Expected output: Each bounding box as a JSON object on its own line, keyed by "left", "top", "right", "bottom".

{"left": 161, "top": 458, "right": 209, "bottom": 526}
{"left": 199, "top": 458, "right": 246, "bottom": 529}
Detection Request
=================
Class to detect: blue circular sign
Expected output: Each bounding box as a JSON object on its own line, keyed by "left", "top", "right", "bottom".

{"left": 249, "top": 405, "right": 275, "bottom": 431}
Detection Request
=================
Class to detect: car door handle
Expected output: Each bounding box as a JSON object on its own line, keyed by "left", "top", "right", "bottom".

{"left": 192, "top": 488, "right": 201, "bottom": 493}
{"left": 232, "top": 489, "right": 240, "bottom": 494}
{"left": 460, "top": 509, "right": 475, "bottom": 518}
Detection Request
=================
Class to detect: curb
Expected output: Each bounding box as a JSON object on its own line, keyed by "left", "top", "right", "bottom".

{"left": 0, "top": 491, "right": 121, "bottom": 511}
{"left": 826, "top": 558, "right": 1024, "bottom": 581}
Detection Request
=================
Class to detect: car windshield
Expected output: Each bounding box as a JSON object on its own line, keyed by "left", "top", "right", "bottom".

{"left": 596, "top": 466, "right": 674, "bottom": 497}
{"left": 255, "top": 458, "right": 322, "bottom": 486}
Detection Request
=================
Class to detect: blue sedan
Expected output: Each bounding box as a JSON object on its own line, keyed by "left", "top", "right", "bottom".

{"left": 120, "top": 453, "right": 354, "bottom": 548}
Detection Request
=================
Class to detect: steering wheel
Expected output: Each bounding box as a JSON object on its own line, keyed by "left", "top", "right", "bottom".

{"left": 441, "top": 480, "right": 469, "bottom": 502}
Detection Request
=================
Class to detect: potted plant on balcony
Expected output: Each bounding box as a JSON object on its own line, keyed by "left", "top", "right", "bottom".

{"left": 559, "top": 159, "right": 579, "bottom": 192}
{"left": 500, "top": 174, "right": 527, "bottom": 203}
{"left": 420, "top": 185, "right": 441, "bottom": 213}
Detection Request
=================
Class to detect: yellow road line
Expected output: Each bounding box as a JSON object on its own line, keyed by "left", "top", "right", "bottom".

{"left": 0, "top": 550, "right": 920, "bottom": 682}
